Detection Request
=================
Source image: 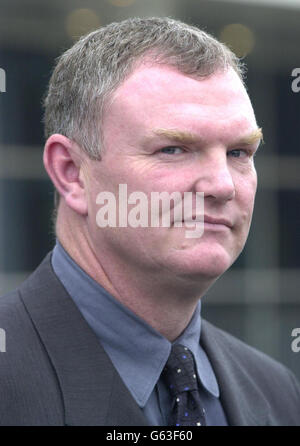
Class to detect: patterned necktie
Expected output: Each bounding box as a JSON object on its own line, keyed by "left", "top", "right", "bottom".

{"left": 162, "top": 344, "right": 207, "bottom": 426}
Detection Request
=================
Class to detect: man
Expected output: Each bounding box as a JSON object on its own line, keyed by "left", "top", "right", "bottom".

{"left": 0, "top": 17, "right": 299, "bottom": 426}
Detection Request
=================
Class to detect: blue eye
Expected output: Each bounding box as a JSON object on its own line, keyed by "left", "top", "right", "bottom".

{"left": 160, "top": 147, "right": 184, "bottom": 155}
{"left": 228, "top": 149, "right": 249, "bottom": 158}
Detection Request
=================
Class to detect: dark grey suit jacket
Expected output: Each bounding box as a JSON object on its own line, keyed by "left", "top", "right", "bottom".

{"left": 0, "top": 252, "right": 299, "bottom": 426}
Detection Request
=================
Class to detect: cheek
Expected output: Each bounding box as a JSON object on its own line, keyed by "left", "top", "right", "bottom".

{"left": 139, "top": 168, "right": 193, "bottom": 195}
{"left": 237, "top": 173, "right": 257, "bottom": 226}
{"left": 231, "top": 178, "right": 256, "bottom": 256}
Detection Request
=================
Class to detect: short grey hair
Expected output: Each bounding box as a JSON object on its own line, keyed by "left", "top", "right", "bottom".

{"left": 43, "top": 16, "right": 245, "bottom": 214}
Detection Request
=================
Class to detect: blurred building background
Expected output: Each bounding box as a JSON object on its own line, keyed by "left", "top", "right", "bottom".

{"left": 0, "top": 0, "right": 299, "bottom": 380}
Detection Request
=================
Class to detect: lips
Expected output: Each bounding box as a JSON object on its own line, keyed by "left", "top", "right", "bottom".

{"left": 174, "top": 214, "right": 233, "bottom": 228}
{"left": 203, "top": 215, "right": 233, "bottom": 228}
{"left": 179, "top": 214, "right": 233, "bottom": 228}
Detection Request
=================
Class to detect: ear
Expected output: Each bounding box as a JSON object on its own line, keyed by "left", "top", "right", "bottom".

{"left": 43, "top": 134, "right": 88, "bottom": 215}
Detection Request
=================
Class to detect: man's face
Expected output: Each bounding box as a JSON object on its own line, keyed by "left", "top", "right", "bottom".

{"left": 84, "top": 64, "right": 260, "bottom": 284}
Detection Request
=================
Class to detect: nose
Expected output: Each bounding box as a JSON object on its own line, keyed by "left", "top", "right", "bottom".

{"left": 193, "top": 152, "right": 235, "bottom": 202}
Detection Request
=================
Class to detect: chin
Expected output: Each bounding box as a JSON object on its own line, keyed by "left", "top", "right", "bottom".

{"left": 166, "top": 243, "right": 234, "bottom": 280}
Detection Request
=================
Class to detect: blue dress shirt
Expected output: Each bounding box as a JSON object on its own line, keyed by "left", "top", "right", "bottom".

{"left": 51, "top": 240, "right": 228, "bottom": 426}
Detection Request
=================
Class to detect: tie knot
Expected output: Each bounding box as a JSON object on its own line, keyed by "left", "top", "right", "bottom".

{"left": 163, "top": 344, "right": 199, "bottom": 396}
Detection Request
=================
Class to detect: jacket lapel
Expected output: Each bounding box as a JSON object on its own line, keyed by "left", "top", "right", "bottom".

{"left": 19, "top": 253, "right": 148, "bottom": 426}
{"left": 201, "top": 319, "right": 271, "bottom": 426}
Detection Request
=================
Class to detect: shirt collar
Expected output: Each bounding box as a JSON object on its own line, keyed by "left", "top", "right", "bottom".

{"left": 51, "top": 240, "right": 219, "bottom": 406}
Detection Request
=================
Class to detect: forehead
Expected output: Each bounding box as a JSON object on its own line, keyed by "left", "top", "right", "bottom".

{"left": 104, "top": 64, "right": 257, "bottom": 142}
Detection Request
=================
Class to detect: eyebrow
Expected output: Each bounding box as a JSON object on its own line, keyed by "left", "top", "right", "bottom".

{"left": 150, "top": 127, "right": 264, "bottom": 146}
{"left": 238, "top": 128, "right": 264, "bottom": 145}
{"left": 152, "top": 128, "right": 199, "bottom": 144}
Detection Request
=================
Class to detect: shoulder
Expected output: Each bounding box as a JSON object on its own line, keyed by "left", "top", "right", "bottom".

{"left": 201, "top": 318, "right": 300, "bottom": 425}
{"left": 202, "top": 318, "right": 293, "bottom": 376}
{"left": 0, "top": 289, "right": 40, "bottom": 351}
{"left": 0, "top": 274, "right": 64, "bottom": 425}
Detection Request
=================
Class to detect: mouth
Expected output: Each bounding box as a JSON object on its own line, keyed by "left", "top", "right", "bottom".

{"left": 176, "top": 215, "right": 233, "bottom": 229}
{"left": 203, "top": 215, "right": 233, "bottom": 228}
